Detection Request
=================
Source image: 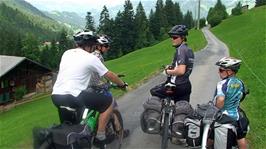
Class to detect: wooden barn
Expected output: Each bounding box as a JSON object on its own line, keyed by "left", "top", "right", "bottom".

{"left": 0, "top": 55, "right": 52, "bottom": 104}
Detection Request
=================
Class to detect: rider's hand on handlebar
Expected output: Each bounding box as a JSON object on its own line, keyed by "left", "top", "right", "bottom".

{"left": 118, "top": 82, "right": 128, "bottom": 90}
{"left": 165, "top": 65, "right": 174, "bottom": 70}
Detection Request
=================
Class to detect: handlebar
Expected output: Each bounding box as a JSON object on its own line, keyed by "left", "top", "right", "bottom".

{"left": 105, "top": 74, "right": 127, "bottom": 90}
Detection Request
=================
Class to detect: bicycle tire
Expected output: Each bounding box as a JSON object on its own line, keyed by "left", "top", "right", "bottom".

{"left": 106, "top": 109, "right": 124, "bottom": 149}
{"left": 161, "top": 113, "right": 169, "bottom": 149}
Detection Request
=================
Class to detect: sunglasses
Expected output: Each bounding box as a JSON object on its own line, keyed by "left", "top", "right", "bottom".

{"left": 219, "top": 68, "right": 227, "bottom": 73}
{"left": 103, "top": 45, "right": 109, "bottom": 48}
{"left": 171, "top": 36, "right": 180, "bottom": 40}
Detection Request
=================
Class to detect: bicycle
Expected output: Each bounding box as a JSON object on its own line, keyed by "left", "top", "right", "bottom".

{"left": 140, "top": 66, "right": 193, "bottom": 149}
{"left": 33, "top": 75, "right": 127, "bottom": 149}
{"left": 196, "top": 100, "right": 249, "bottom": 149}
{"left": 160, "top": 82, "right": 177, "bottom": 149}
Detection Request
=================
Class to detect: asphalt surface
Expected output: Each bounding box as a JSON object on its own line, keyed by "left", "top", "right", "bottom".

{"left": 116, "top": 27, "right": 229, "bottom": 149}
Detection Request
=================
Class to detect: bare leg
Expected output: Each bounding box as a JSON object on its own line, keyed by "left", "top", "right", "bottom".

{"left": 238, "top": 138, "right": 247, "bottom": 149}
{"left": 207, "top": 139, "right": 214, "bottom": 149}
{"left": 97, "top": 101, "right": 113, "bottom": 136}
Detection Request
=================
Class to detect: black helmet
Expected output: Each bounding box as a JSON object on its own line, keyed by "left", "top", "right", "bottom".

{"left": 73, "top": 30, "right": 98, "bottom": 46}
{"left": 216, "top": 57, "right": 242, "bottom": 72}
{"left": 168, "top": 25, "right": 188, "bottom": 36}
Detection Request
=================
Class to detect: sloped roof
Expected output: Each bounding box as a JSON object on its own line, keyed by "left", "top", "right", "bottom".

{"left": 0, "top": 55, "right": 51, "bottom": 78}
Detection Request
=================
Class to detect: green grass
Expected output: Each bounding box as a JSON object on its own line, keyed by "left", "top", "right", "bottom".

{"left": 0, "top": 29, "right": 206, "bottom": 148}
{"left": 0, "top": 95, "right": 58, "bottom": 148}
{"left": 211, "top": 6, "right": 266, "bottom": 148}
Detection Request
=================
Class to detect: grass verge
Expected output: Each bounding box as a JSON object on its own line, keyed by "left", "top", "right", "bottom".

{"left": 211, "top": 6, "right": 266, "bottom": 148}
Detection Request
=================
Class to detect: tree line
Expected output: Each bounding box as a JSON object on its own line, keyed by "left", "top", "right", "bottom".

{"left": 85, "top": 0, "right": 195, "bottom": 60}
{"left": 207, "top": 0, "right": 266, "bottom": 27}
{"left": 1, "top": 0, "right": 197, "bottom": 70}
{"left": 0, "top": 3, "right": 73, "bottom": 70}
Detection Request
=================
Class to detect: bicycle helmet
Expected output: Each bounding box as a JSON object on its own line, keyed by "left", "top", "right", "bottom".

{"left": 168, "top": 25, "right": 188, "bottom": 36}
{"left": 73, "top": 30, "right": 98, "bottom": 45}
{"left": 97, "top": 35, "right": 112, "bottom": 46}
{"left": 216, "top": 57, "right": 242, "bottom": 72}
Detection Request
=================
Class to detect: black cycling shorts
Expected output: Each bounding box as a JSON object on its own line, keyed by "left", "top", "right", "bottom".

{"left": 150, "top": 81, "right": 191, "bottom": 102}
{"left": 52, "top": 89, "right": 113, "bottom": 123}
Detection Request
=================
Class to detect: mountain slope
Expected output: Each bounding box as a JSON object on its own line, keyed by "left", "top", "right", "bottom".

{"left": 43, "top": 11, "right": 85, "bottom": 30}
{"left": 2, "top": 0, "right": 49, "bottom": 19}
{"left": 1, "top": 0, "right": 64, "bottom": 32}
{"left": 0, "top": 3, "right": 57, "bottom": 40}
{"left": 211, "top": 6, "right": 266, "bottom": 148}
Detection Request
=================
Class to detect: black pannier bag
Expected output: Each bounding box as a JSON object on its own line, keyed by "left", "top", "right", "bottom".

{"left": 140, "top": 96, "right": 162, "bottom": 134}
{"left": 171, "top": 101, "right": 194, "bottom": 138}
{"left": 50, "top": 123, "right": 91, "bottom": 149}
{"left": 33, "top": 123, "right": 91, "bottom": 149}
{"left": 33, "top": 127, "right": 53, "bottom": 149}
{"left": 184, "top": 113, "right": 203, "bottom": 148}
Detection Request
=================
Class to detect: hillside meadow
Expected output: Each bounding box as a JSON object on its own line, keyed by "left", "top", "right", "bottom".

{"left": 211, "top": 6, "right": 266, "bottom": 148}
{"left": 0, "top": 29, "right": 206, "bottom": 148}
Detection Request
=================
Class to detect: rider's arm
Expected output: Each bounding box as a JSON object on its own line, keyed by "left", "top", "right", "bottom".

{"left": 166, "top": 64, "right": 186, "bottom": 76}
{"left": 104, "top": 71, "right": 125, "bottom": 87}
{"left": 215, "top": 96, "right": 225, "bottom": 109}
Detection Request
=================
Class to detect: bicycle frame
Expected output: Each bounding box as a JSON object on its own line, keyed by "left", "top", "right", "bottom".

{"left": 160, "top": 82, "right": 176, "bottom": 149}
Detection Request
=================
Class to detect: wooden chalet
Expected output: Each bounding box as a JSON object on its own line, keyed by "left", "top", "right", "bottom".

{"left": 0, "top": 55, "right": 52, "bottom": 104}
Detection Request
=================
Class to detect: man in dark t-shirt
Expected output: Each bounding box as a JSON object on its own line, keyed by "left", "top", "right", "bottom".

{"left": 150, "top": 25, "right": 194, "bottom": 102}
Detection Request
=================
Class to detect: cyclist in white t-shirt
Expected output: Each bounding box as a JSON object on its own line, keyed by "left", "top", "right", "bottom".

{"left": 52, "top": 30, "right": 127, "bottom": 146}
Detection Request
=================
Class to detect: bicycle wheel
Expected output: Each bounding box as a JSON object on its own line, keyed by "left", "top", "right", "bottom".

{"left": 105, "top": 109, "right": 124, "bottom": 149}
{"left": 161, "top": 113, "right": 170, "bottom": 149}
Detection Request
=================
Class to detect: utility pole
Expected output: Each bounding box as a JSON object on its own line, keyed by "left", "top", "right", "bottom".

{"left": 197, "top": 0, "right": 201, "bottom": 30}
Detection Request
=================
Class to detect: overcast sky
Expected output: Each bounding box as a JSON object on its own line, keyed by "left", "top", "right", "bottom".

{"left": 24, "top": 0, "right": 143, "bottom": 14}
{"left": 24, "top": 0, "right": 255, "bottom": 18}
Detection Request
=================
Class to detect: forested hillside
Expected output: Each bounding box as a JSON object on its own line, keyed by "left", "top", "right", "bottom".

{"left": 0, "top": 3, "right": 73, "bottom": 70}
{"left": 0, "top": 3, "right": 56, "bottom": 54}
{"left": 1, "top": 0, "right": 64, "bottom": 32}
{"left": 43, "top": 11, "right": 86, "bottom": 30}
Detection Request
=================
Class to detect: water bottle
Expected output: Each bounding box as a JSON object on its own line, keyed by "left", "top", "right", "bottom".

{"left": 87, "top": 111, "right": 99, "bottom": 131}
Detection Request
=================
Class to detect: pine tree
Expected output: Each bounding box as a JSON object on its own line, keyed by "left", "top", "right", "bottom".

{"left": 149, "top": 9, "right": 159, "bottom": 40}
{"left": 153, "top": 0, "right": 168, "bottom": 39}
{"left": 58, "top": 29, "right": 72, "bottom": 58}
{"left": 255, "top": 0, "right": 266, "bottom": 7}
{"left": 134, "top": 2, "right": 149, "bottom": 49}
{"left": 215, "top": 0, "right": 228, "bottom": 19}
{"left": 85, "top": 12, "right": 95, "bottom": 31}
{"left": 164, "top": 0, "right": 176, "bottom": 27}
{"left": 108, "top": 11, "right": 123, "bottom": 59}
{"left": 21, "top": 33, "right": 40, "bottom": 62}
{"left": 207, "top": 0, "right": 228, "bottom": 27}
{"left": 98, "top": 5, "right": 111, "bottom": 34}
{"left": 120, "top": 0, "right": 136, "bottom": 54}
{"left": 231, "top": 2, "right": 242, "bottom": 16}
{"left": 183, "top": 11, "right": 194, "bottom": 29}
{"left": 173, "top": 2, "right": 183, "bottom": 25}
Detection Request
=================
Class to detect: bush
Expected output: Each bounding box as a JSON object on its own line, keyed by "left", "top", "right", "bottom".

{"left": 14, "top": 86, "right": 27, "bottom": 100}
{"left": 199, "top": 18, "right": 206, "bottom": 28}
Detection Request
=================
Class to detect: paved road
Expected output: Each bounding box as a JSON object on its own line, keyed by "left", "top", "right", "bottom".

{"left": 116, "top": 27, "right": 229, "bottom": 149}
